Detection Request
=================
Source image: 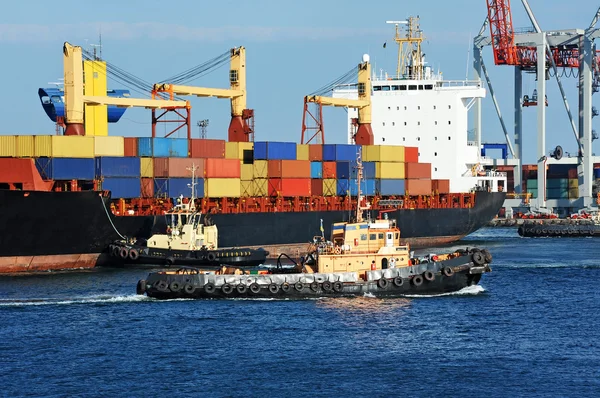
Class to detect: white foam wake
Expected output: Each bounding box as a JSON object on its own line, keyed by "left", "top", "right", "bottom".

{"left": 0, "top": 294, "right": 151, "bottom": 307}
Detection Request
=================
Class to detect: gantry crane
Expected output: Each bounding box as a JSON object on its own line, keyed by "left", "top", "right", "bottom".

{"left": 473, "top": 0, "right": 600, "bottom": 208}
{"left": 152, "top": 47, "right": 254, "bottom": 142}
{"left": 301, "top": 56, "right": 373, "bottom": 145}
{"left": 62, "top": 42, "right": 189, "bottom": 136}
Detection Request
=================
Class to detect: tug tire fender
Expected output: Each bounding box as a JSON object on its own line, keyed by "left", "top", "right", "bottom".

{"left": 128, "top": 249, "right": 139, "bottom": 261}
{"left": 423, "top": 270, "right": 435, "bottom": 282}
{"left": 442, "top": 267, "right": 454, "bottom": 277}
{"left": 472, "top": 251, "right": 485, "bottom": 266}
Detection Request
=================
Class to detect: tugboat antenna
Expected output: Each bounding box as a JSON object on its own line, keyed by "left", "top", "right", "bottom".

{"left": 356, "top": 147, "right": 364, "bottom": 223}
{"left": 187, "top": 164, "right": 198, "bottom": 212}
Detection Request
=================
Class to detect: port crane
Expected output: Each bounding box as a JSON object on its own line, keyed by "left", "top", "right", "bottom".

{"left": 62, "top": 42, "right": 189, "bottom": 136}
{"left": 473, "top": 0, "right": 600, "bottom": 208}
{"left": 152, "top": 47, "right": 254, "bottom": 142}
{"left": 301, "top": 55, "right": 373, "bottom": 145}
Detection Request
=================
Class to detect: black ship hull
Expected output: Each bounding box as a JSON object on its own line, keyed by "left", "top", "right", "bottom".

{"left": 0, "top": 190, "right": 505, "bottom": 273}
{"left": 518, "top": 222, "right": 600, "bottom": 237}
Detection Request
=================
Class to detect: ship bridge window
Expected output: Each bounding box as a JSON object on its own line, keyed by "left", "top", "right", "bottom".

{"left": 181, "top": 215, "right": 187, "bottom": 225}
{"left": 381, "top": 86, "right": 391, "bottom": 91}
{"left": 392, "top": 85, "right": 400, "bottom": 90}
{"left": 369, "top": 233, "right": 377, "bottom": 240}
{"left": 418, "top": 85, "right": 424, "bottom": 90}
{"left": 166, "top": 214, "right": 173, "bottom": 227}
{"left": 51, "top": 95, "right": 62, "bottom": 104}
{"left": 425, "top": 84, "right": 433, "bottom": 90}
{"left": 400, "top": 85, "right": 407, "bottom": 90}
{"left": 409, "top": 85, "right": 417, "bottom": 91}
{"left": 373, "top": 86, "right": 382, "bottom": 91}
{"left": 395, "top": 233, "right": 399, "bottom": 239}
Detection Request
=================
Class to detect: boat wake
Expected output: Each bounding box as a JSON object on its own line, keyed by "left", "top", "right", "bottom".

{"left": 0, "top": 294, "right": 152, "bottom": 307}
{"left": 403, "top": 284, "right": 486, "bottom": 298}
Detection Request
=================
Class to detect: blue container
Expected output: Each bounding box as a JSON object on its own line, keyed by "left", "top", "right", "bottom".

{"left": 138, "top": 138, "right": 153, "bottom": 157}
{"left": 335, "top": 161, "right": 376, "bottom": 180}
{"left": 169, "top": 139, "right": 189, "bottom": 158}
{"left": 376, "top": 179, "right": 406, "bottom": 196}
{"left": 547, "top": 164, "right": 573, "bottom": 178}
{"left": 322, "top": 144, "right": 360, "bottom": 161}
{"left": 102, "top": 177, "right": 141, "bottom": 199}
{"left": 310, "top": 162, "right": 322, "bottom": 178}
{"left": 336, "top": 179, "right": 375, "bottom": 196}
{"left": 95, "top": 157, "right": 141, "bottom": 178}
{"left": 546, "top": 187, "right": 568, "bottom": 199}
{"left": 154, "top": 178, "right": 204, "bottom": 199}
{"left": 253, "top": 141, "right": 296, "bottom": 160}
{"left": 362, "top": 162, "right": 376, "bottom": 180}
{"left": 336, "top": 161, "right": 353, "bottom": 179}
{"left": 35, "top": 158, "right": 95, "bottom": 180}
{"left": 152, "top": 138, "right": 189, "bottom": 158}
{"left": 594, "top": 168, "right": 600, "bottom": 178}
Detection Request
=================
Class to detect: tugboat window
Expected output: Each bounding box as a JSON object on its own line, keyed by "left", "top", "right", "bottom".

{"left": 369, "top": 234, "right": 376, "bottom": 240}
{"left": 378, "top": 233, "right": 384, "bottom": 239}
{"left": 181, "top": 215, "right": 187, "bottom": 225}
{"left": 360, "top": 234, "right": 367, "bottom": 241}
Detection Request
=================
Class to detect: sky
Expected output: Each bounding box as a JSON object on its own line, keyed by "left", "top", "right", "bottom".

{"left": 0, "top": 0, "right": 598, "bottom": 164}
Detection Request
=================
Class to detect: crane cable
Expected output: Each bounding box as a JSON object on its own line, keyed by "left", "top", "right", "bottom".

{"left": 309, "top": 66, "right": 358, "bottom": 97}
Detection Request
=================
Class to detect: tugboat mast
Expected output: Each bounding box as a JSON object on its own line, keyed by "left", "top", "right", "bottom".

{"left": 187, "top": 164, "right": 199, "bottom": 212}
{"left": 356, "top": 148, "right": 365, "bottom": 223}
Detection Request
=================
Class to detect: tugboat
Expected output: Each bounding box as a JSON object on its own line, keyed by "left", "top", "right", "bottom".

{"left": 137, "top": 154, "right": 494, "bottom": 299}
{"left": 110, "top": 166, "right": 269, "bottom": 268}
{"left": 518, "top": 211, "right": 600, "bottom": 238}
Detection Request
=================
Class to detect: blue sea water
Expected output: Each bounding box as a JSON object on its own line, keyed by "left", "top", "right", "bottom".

{"left": 1, "top": 228, "right": 599, "bottom": 397}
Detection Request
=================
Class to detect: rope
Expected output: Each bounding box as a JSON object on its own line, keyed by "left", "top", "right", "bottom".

{"left": 100, "top": 196, "right": 127, "bottom": 240}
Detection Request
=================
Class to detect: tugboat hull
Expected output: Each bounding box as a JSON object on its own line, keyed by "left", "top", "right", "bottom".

{"left": 518, "top": 222, "right": 600, "bottom": 238}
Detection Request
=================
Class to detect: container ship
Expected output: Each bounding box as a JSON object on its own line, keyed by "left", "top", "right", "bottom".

{"left": 0, "top": 17, "right": 506, "bottom": 273}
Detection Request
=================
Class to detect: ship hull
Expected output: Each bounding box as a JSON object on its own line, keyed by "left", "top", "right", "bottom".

{"left": 0, "top": 190, "right": 505, "bottom": 273}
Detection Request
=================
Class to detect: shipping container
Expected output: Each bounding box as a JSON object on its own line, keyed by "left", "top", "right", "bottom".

{"left": 546, "top": 188, "right": 568, "bottom": 199}
{"left": 546, "top": 178, "right": 569, "bottom": 189}
{"left": 16, "top": 135, "right": 35, "bottom": 158}
{"left": 152, "top": 138, "right": 188, "bottom": 158}
{"left": 241, "top": 163, "right": 254, "bottom": 181}
{"left": 376, "top": 162, "right": 406, "bottom": 179}
{"left": 322, "top": 144, "right": 360, "bottom": 161}
{"left": 204, "top": 158, "right": 240, "bottom": 178}
{"left": 124, "top": 137, "right": 138, "bottom": 157}
{"left": 205, "top": 178, "right": 241, "bottom": 198}
{"left": 268, "top": 178, "right": 311, "bottom": 197}
{"left": 568, "top": 187, "right": 579, "bottom": 198}
{"left": 96, "top": 157, "right": 141, "bottom": 177}
{"left": 310, "top": 162, "right": 323, "bottom": 178}
{"left": 567, "top": 167, "right": 578, "bottom": 179}
{"left": 336, "top": 179, "right": 375, "bottom": 196}
{"left": 595, "top": 169, "right": 600, "bottom": 179}
{"left": 322, "top": 162, "right": 337, "bottom": 178}
{"left": 323, "top": 179, "right": 336, "bottom": 196}
{"left": 189, "top": 139, "right": 226, "bottom": 158}
{"left": 376, "top": 179, "right": 405, "bottom": 196}
{"left": 240, "top": 180, "right": 254, "bottom": 197}
{"left": 225, "top": 142, "right": 253, "bottom": 161}
{"left": 138, "top": 137, "right": 153, "bottom": 157}
{"left": 405, "top": 179, "right": 432, "bottom": 195}
{"left": 0, "top": 135, "right": 16, "bottom": 157}
{"left": 267, "top": 160, "right": 311, "bottom": 178}
{"left": 141, "top": 177, "right": 154, "bottom": 197}
{"left": 252, "top": 179, "right": 268, "bottom": 196}
{"left": 568, "top": 178, "right": 578, "bottom": 188}
{"left": 140, "top": 158, "right": 153, "bottom": 178}
{"left": 296, "top": 144, "right": 309, "bottom": 160}
{"left": 155, "top": 177, "right": 204, "bottom": 198}
{"left": 35, "top": 158, "right": 95, "bottom": 180}
{"left": 404, "top": 147, "right": 419, "bottom": 163}
{"left": 547, "top": 163, "right": 574, "bottom": 178}
{"left": 308, "top": 144, "right": 323, "bottom": 161}
{"left": 363, "top": 145, "right": 405, "bottom": 162}
{"left": 253, "top": 160, "right": 268, "bottom": 179}
{"left": 405, "top": 162, "right": 431, "bottom": 179}
{"left": 94, "top": 136, "right": 124, "bottom": 157}
{"left": 253, "top": 141, "right": 296, "bottom": 160}
{"left": 311, "top": 178, "right": 323, "bottom": 196}
{"left": 432, "top": 179, "right": 450, "bottom": 194}
{"left": 101, "top": 177, "right": 141, "bottom": 199}
{"left": 34, "top": 136, "right": 52, "bottom": 157}
{"left": 336, "top": 161, "right": 376, "bottom": 180}
{"left": 52, "top": 136, "right": 95, "bottom": 158}
{"left": 154, "top": 158, "right": 205, "bottom": 178}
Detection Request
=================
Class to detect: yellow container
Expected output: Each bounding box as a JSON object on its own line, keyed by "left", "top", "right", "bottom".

{"left": 296, "top": 144, "right": 309, "bottom": 160}
{"left": 240, "top": 162, "right": 254, "bottom": 181}
{"left": 365, "top": 145, "right": 405, "bottom": 162}
{"left": 205, "top": 178, "right": 241, "bottom": 198}
{"left": 253, "top": 160, "right": 268, "bottom": 179}
{"left": 34, "top": 136, "right": 53, "bottom": 157}
{"left": 16, "top": 136, "right": 35, "bottom": 157}
{"left": 568, "top": 179, "right": 578, "bottom": 188}
{"left": 0, "top": 135, "right": 16, "bottom": 157}
{"left": 94, "top": 136, "right": 124, "bottom": 156}
{"left": 376, "top": 162, "right": 405, "bottom": 179}
{"left": 52, "top": 136, "right": 94, "bottom": 158}
{"left": 323, "top": 179, "right": 336, "bottom": 196}
{"left": 225, "top": 142, "right": 254, "bottom": 160}
{"left": 568, "top": 187, "right": 579, "bottom": 198}
{"left": 140, "top": 158, "right": 154, "bottom": 178}
{"left": 252, "top": 178, "right": 268, "bottom": 197}
{"left": 240, "top": 180, "right": 254, "bottom": 197}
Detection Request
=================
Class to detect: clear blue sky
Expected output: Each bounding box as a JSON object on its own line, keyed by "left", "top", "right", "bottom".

{"left": 0, "top": 0, "right": 597, "bottom": 164}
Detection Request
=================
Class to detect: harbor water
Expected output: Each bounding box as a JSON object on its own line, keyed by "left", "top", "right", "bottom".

{"left": 1, "top": 228, "right": 599, "bottom": 397}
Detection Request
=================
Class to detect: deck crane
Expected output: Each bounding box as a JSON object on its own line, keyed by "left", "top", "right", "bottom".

{"left": 62, "top": 42, "right": 189, "bottom": 136}
{"left": 152, "top": 47, "right": 254, "bottom": 142}
{"left": 301, "top": 56, "right": 373, "bottom": 145}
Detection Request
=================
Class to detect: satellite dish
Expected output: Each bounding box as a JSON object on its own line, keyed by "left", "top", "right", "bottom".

{"left": 362, "top": 54, "right": 370, "bottom": 63}
{"left": 551, "top": 145, "right": 563, "bottom": 161}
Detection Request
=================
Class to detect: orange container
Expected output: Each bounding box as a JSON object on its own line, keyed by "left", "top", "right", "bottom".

{"left": 189, "top": 139, "right": 226, "bottom": 158}
{"left": 281, "top": 178, "right": 311, "bottom": 196}
{"left": 432, "top": 179, "right": 450, "bottom": 194}
{"left": 406, "top": 179, "right": 432, "bottom": 195}
{"left": 153, "top": 158, "right": 169, "bottom": 177}
{"left": 141, "top": 178, "right": 154, "bottom": 197}
{"left": 308, "top": 145, "right": 323, "bottom": 161}
{"left": 268, "top": 160, "right": 311, "bottom": 178}
{"left": 311, "top": 179, "right": 323, "bottom": 196}
{"left": 124, "top": 137, "right": 138, "bottom": 157}
{"left": 405, "top": 162, "right": 431, "bottom": 179}
{"left": 404, "top": 147, "right": 419, "bottom": 163}
{"left": 205, "top": 158, "right": 240, "bottom": 178}
{"left": 322, "top": 161, "right": 337, "bottom": 178}
{"left": 153, "top": 158, "right": 205, "bottom": 178}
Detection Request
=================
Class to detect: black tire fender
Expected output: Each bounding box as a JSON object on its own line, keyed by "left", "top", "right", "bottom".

{"left": 294, "top": 282, "right": 304, "bottom": 292}
{"left": 183, "top": 283, "right": 195, "bottom": 294}
{"left": 250, "top": 283, "right": 261, "bottom": 294}
{"left": 423, "top": 270, "right": 435, "bottom": 282}
{"left": 482, "top": 249, "right": 493, "bottom": 263}
{"left": 268, "top": 283, "right": 279, "bottom": 294}
{"left": 393, "top": 276, "right": 404, "bottom": 287}
{"left": 472, "top": 251, "right": 485, "bottom": 265}
{"left": 412, "top": 275, "right": 423, "bottom": 287}
{"left": 442, "top": 267, "right": 454, "bottom": 277}
{"left": 236, "top": 284, "right": 248, "bottom": 294}
{"left": 204, "top": 282, "right": 216, "bottom": 293}
{"left": 332, "top": 281, "right": 343, "bottom": 292}
{"left": 166, "top": 257, "right": 175, "bottom": 267}
{"left": 377, "top": 278, "right": 389, "bottom": 289}
{"left": 129, "top": 248, "right": 139, "bottom": 261}
{"left": 281, "top": 282, "right": 291, "bottom": 293}
{"left": 119, "top": 247, "right": 129, "bottom": 259}
{"left": 222, "top": 283, "right": 233, "bottom": 295}
{"left": 207, "top": 252, "right": 217, "bottom": 262}
{"left": 169, "top": 281, "right": 181, "bottom": 292}
{"left": 155, "top": 280, "right": 169, "bottom": 292}
{"left": 136, "top": 279, "right": 146, "bottom": 295}
{"left": 310, "top": 282, "right": 320, "bottom": 292}
{"left": 322, "top": 281, "right": 333, "bottom": 292}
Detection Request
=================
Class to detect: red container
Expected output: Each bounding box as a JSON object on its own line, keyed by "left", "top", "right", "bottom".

{"left": 406, "top": 179, "right": 432, "bottom": 195}
{"left": 153, "top": 158, "right": 169, "bottom": 177}
{"left": 141, "top": 177, "right": 154, "bottom": 197}
{"left": 189, "top": 139, "right": 226, "bottom": 158}
{"left": 268, "top": 178, "right": 282, "bottom": 196}
{"left": 123, "top": 137, "right": 138, "bottom": 157}
{"left": 268, "top": 160, "right": 310, "bottom": 178}
{"left": 205, "top": 158, "right": 240, "bottom": 178}
{"left": 567, "top": 168, "right": 578, "bottom": 179}
{"left": 311, "top": 178, "right": 323, "bottom": 196}
{"left": 322, "top": 162, "right": 337, "bottom": 178}
{"left": 405, "top": 162, "right": 431, "bottom": 179}
{"left": 404, "top": 147, "right": 419, "bottom": 163}
{"left": 308, "top": 145, "right": 323, "bottom": 161}
{"left": 432, "top": 179, "right": 450, "bottom": 194}
{"left": 268, "top": 178, "right": 312, "bottom": 196}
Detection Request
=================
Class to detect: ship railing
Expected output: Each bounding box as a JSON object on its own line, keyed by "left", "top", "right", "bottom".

{"left": 467, "top": 141, "right": 478, "bottom": 146}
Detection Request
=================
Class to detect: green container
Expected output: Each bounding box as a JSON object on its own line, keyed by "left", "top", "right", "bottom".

{"left": 547, "top": 178, "right": 569, "bottom": 189}
{"left": 546, "top": 187, "right": 568, "bottom": 199}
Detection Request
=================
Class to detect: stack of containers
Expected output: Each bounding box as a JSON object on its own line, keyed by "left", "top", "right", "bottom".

{"left": 224, "top": 141, "right": 253, "bottom": 197}
{"left": 153, "top": 158, "right": 205, "bottom": 198}
{"left": 96, "top": 156, "right": 141, "bottom": 198}
{"left": 363, "top": 144, "right": 407, "bottom": 196}
{"left": 320, "top": 144, "right": 361, "bottom": 196}
{"left": 34, "top": 136, "right": 96, "bottom": 182}
{"left": 204, "top": 158, "right": 241, "bottom": 198}
{"left": 547, "top": 164, "right": 576, "bottom": 199}
{"left": 254, "top": 142, "right": 308, "bottom": 196}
